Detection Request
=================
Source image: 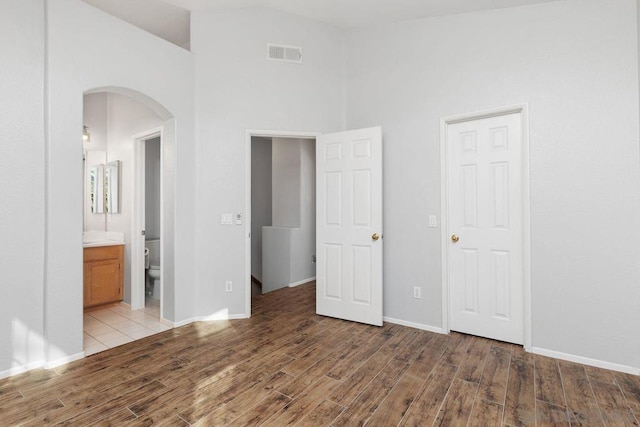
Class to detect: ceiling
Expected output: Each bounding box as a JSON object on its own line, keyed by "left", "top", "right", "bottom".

{"left": 82, "top": 0, "right": 191, "bottom": 48}
{"left": 162, "top": 0, "right": 558, "bottom": 28}
{"left": 83, "top": 0, "right": 559, "bottom": 48}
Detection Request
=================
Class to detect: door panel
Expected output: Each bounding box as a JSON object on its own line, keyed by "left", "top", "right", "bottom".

{"left": 316, "top": 127, "right": 383, "bottom": 326}
{"left": 448, "top": 114, "right": 523, "bottom": 344}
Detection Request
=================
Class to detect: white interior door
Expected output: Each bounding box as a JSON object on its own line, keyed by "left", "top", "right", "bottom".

{"left": 447, "top": 113, "right": 524, "bottom": 344}
{"left": 131, "top": 137, "right": 147, "bottom": 310}
{"left": 316, "top": 127, "right": 383, "bottom": 326}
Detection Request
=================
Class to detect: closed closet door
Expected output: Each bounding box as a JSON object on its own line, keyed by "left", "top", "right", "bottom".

{"left": 447, "top": 113, "right": 524, "bottom": 344}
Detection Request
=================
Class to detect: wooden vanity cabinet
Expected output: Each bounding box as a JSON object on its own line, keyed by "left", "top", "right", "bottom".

{"left": 83, "top": 244, "right": 124, "bottom": 308}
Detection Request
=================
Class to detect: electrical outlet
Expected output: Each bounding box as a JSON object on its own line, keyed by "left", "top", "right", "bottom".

{"left": 225, "top": 281, "right": 232, "bottom": 292}
{"left": 413, "top": 286, "right": 422, "bottom": 299}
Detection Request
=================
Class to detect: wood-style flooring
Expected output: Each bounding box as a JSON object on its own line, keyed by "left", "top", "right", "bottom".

{"left": 1, "top": 283, "right": 639, "bottom": 426}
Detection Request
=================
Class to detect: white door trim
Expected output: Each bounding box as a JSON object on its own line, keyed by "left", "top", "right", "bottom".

{"left": 132, "top": 128, "right": 162, "bottom": 312}
{"left": 440, "top": 104, "right": 531, "bottom": 351}
{"left": 245, "top": 130, "right": 321, "bottom": 317}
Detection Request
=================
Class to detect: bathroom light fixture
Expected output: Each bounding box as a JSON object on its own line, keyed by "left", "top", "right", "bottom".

{"left": 83, "top": 125, "right": 91, "bottom": 142}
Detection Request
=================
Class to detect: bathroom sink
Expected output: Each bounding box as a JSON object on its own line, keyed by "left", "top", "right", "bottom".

{"left": 83, "top": 231, "right": 125, "bottom": 247}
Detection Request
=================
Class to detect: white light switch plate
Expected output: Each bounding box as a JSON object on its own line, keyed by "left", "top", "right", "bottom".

{"left": 221, "top": 213, "right": 233, "bottom": 225}
{"left": 428, "top": 215, "right": 438, "bottom": 228}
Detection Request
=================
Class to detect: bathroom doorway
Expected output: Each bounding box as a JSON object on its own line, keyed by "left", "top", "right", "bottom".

{"left": 131, "top": 130, "right": 164, "bottom": 315}
{"left": 143, "top": 136, "right": 162, "bottom": 312}
{"left": 247, "top": 131, "right": 318, "bottom": 314}
{"left": 82, "top": 92, "right": 172, "bottom": 356}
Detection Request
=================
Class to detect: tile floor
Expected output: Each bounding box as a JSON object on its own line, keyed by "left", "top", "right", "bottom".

{"left": 83, "top": 297, "right": 171, "bottom": 356}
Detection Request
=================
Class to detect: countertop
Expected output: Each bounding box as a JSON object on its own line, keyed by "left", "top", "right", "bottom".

{"left": 83, "top": 231, "right": 125, "bottom": 248}
{"left": 83, "top": 241, "right": 125, "bottom": 248}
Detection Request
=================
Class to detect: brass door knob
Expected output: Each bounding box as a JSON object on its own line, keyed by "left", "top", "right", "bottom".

{"left": 372, "top": 233, "right": 380, "bottom": 241}
{"left": 451, "top": 234, "right": 459, "bottom": 243}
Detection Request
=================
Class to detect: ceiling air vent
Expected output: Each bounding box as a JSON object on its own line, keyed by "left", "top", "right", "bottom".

{"left": 267, "top": 43, "right": 303, "bottom": 64}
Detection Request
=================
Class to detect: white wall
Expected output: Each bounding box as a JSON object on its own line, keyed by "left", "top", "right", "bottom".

{"left": 46, "top": 0, "right": 195, "bottom": 365}
{"left": 145, "top": 136, "right": 161, "bottom": 240}
{"left": 105, "top": 93, "right": 164, "bottom": 303}
{"left": 272, "top": 139, "right": 301, "bottom": 227}
{"left": 251, "top": 137, "right": 272, "bottom": 281}
{"left": 0, "top": 0, "right": 46, "bottom": 378}
{"left": 83, "top": 93, "right": 108, "bottom": 152}
{"left": 191, "top": 8, "right": 345, "bottom": 317}
{"left": 346, "top": 0, "right": 640, "bottom": 370}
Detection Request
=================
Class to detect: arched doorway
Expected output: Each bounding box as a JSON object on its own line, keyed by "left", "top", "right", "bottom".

{"left": 81, "top": 87, "right": 176, "bottom": 355}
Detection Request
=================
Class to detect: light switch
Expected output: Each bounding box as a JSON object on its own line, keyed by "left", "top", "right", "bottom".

{"left": 235, "top": 212, "right": 242, "bottom": 225}
{"left": 221, "top": 213, "right": 233, "bottom": 225}
{"left": 428, "top": 215, "right": 438, "bottom": 228}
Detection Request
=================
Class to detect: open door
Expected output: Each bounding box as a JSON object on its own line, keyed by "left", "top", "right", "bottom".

{"left": 316, "top": 127, "right": 383, "bottom": 326}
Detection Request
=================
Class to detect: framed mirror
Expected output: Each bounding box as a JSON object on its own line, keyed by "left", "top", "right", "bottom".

{"left": 105, "top": 160, "right": 121, "bottom": 214}
{"left": 89, "top": 164, "right": 105, "bottom": 214}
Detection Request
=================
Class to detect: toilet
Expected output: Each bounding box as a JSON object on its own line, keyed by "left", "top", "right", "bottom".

{"left": 145, "top": 238, "right": 161, "bottom": 300}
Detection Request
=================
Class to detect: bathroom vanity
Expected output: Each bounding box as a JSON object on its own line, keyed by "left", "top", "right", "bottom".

{"left": 83, "top": 153, "right": 125, "bottom": 308}
{"left": 83, "top": 242, "right": 124, "bottom": 308}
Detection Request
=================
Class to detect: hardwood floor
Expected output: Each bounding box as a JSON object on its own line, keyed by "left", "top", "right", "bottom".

{"left": 1, "top": 283, "right": 639, "bottom": 426}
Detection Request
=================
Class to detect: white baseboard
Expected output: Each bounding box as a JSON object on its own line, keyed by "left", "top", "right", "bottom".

{"left": 1, "top": 351, "right": 88, "bottom": 378}
{"left": 173, "top": 313, "right": 250, "bottom": 327}
{"left": 160, "top": 317, "right": 175, "bottom": 328}
{"left": 44, "top": 351, "right": 85, "bottom": 370}
{"left": 0, "top": 360, "right": 44, "bottom": 380}
{"left": 383, "top": 316, "right": 445, "bottom": 334}
{"left": 198, "top": 313, "right": 249, "bottom": 321}
{"left": 228, "top": 314, "right": 250, "bottom": 320}
{"left": 173, "top": 317, "right": 198, "bottom": 328}
{"left": 289, "top": 277, "right": 316, "bottom": 288}
{"left": 376, "top": 319, "right": 640, "bottom": 375}
{"left": 531, "top": 347, "right": 640, "bottom": 375}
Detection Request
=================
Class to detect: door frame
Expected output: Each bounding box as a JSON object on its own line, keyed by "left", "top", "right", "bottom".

{"left": 132, "top": 127, "right": 163, "bottom": 313}
{"left": 244, "top": 130, "right": 321, "bottom": 317}
{"left": 440, "top": 104, "right": 532, "bottom": 350}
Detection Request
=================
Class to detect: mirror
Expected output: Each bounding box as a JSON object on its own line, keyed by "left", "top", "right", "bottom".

{"left": 89, "top": 164, "right": 104, "bottom": 214}
{"left": 105, "top": 160, "right": 121, "bottom": 213}
{"left": 86, "top": 156, "right": 121, "bottom": 216}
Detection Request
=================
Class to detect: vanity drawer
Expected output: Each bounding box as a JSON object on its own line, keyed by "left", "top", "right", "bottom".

{"left": 83, "top": 244, "right": 124, "bottom": 262}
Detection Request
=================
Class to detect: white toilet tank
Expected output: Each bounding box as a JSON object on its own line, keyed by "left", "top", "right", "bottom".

{"left": 145, "top": 238, "right": 160, "bottom": 268}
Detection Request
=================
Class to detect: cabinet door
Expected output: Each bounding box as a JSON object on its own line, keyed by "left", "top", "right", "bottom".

{"left": 85, "top": 259, "right": 122, "bottom": 306}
